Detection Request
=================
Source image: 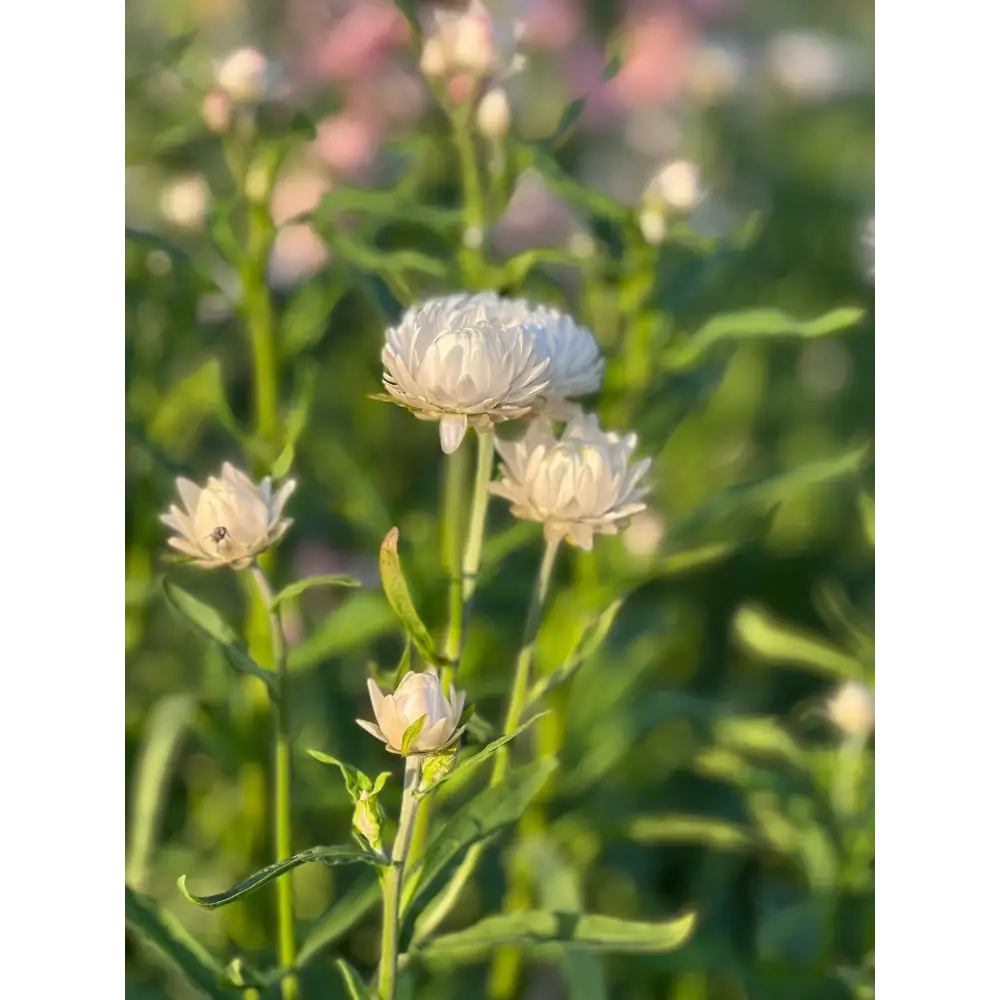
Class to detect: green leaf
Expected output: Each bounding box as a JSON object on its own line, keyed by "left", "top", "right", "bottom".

{"left": 546, "top": 98, "right": 587, "bottom": 150}
{"left": 298, "top": 877, "right": 381, "bottom": 969}
{"left": 270, "top": 575, "right": 361, "bottom": 609}
{"left": 412, "top": 909, "right": 697, "bottom": 966}
{"left": 148, "top": 358, "right": 243, "bottom": 452}
{"left": 125, "top": 884, "right": 227, "bottom": 998}
{"left": 403, "top": 759, "right": 558, "bottom": 918}
{"left": 627, "top": 814, "right": 755, "bottom": 851}
{"left": 666, "top": 306, "right": 866, "bottom": 370}
{"left": 178, "top": 845, "right": 386, "bottom": 909}
{"left": 518, "top": 143, "right": 630, "bottom": 223}
{"left": 734, "top": 604, "right": 860, "bottom": 680}
{"left": 525, "top": 601, "right": 623, "bottom": 714}
{"left": 289, "top": 592, "right": 397, "bottom": 672}
{"left": 336, "top": 958, "right": 376, "bottom": 1000}
{"left": 669, "top": 445, "right": 870, "bottom": 545}
{"left": 308, "top": 750, "right": 380, "bottom": 802}
{"left": 465, "top": 712, "right": 497, "bottom": 743}
{"left": 421, "top": 714, "right": 547, "bottom": 794}
{"left": 161, "top": 32, "right": 197, "bottom": 66}
{"left": 399, "top": 714, "right": 428, "bottom": 755}
{"left": 161, "top": 580, "right": 275, "bottom": 692}
{"left": 859, "top": 492, "right": 875, "bottom": 548}
{"left": 279, "top": 270, "right": 348, "bottom": 356}
{"left": 379, "top": 527, "right": 447, "bottom": 667}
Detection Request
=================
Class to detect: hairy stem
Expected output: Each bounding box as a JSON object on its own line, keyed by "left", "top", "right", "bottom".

{"left": 378, "top": 757, "right": 422, "bottom": 1000}
{"left": 250, "top": 563, "right": 297, "bottom": 1000}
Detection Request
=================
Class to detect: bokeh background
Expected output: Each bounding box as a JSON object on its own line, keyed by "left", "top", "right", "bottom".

{"left": 125, "top": 1, "right": 875, "bottom": 997}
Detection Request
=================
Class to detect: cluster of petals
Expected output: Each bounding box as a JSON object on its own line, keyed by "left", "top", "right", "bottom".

{"left": 420, "top": 0, "right": 525, "bottom": 80}
{"left": 160, "top": 462, "right": 295, "bottom": 570}
{"left": 490, "top": 412, "right": 652, "bottom": 550}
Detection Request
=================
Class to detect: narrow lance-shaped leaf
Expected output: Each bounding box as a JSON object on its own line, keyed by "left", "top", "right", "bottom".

{"left": 420, "top": 714, "right": 548, "bottom": 795}
{"left": 403, "top": 758, "right": 558, "bottom": 918}
{"left": 666, "top": 306, "right": 866, "bottom": 370}
{"left": 412, "top": 909, "right": 698, "bottom": 966}
{"left": 161, "top": 580, "right": 275, "bottom": 692}
{"left": 336, "top": 958, "right": 377, "bottom": 1000}
{"left": 308, "top": 749, "right": 379, "bottom": 801}
{"left": 125, "top": 884, "right": 228, "bottom": 999}
{"left": 525, "top": 601, "right": 624, "bottom": 715}
{"left": 178, "top": 845, "right": 387, "bottom": 910}
{"left": 733, "top": 604, "right": 860, "bottom": 680}
{"left": 379, "top": 527, "right": 447, "bottom": 666}
{"left": 270, "top": 575, "right": 361, "bottom": 610}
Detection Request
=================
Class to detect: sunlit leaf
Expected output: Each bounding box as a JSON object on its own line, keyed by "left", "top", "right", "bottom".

{"left": 379, "top": 527, "right": 447, "bottom": 667}
{"left": 178, "top": 845, "right": 386, "bottom": 910}
{"left": 403, "top": 759, "right": 558, "bottom": 918}
{"left": 270, "top": 575, "right": 361, "bottom": 609}
{"left": 161, "top": 580, "right": 275, "bottom": 692}
{"left": 412, "top": 909, "right": 697, "bottom": 966}
{"left": 336, "top": 958, "right": 377, "bottom": 1000}
{"left": 399, "top": 714, "right": 428, "bottom": 755}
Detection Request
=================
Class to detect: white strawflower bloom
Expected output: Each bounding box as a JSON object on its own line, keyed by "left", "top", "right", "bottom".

{"left": 159, "top": 462, "right": 295, "bottom": 570}
{"left": 424, "top": 0, "right": 525, "bottom": 79}
{"left": 490, "top": 413, "right": 652, "bottom": 550}
{"left": 357, "top": 670, "right": 467, "bottom": 755}
{"left": 827, "top": 681, "right": 874, "bottom": 738}
{"left": 215, "top": 47, "right": 270, "bottom": 103}
{"left": 476, "top": 85, "right": 511, "bottom": 137}
{"left": 381, "top": 293, "right": 552, "bottom": 453}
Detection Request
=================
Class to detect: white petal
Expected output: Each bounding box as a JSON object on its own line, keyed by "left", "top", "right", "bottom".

{"left": 356, "top": 719, "right": 389, "bottom": 744}
{"left": 439, "top": 414, "right": 468, "bottom": 454}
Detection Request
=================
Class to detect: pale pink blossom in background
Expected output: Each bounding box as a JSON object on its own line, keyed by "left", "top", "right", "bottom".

{"left": 613, "top": 3, "right": 696, "bottom": 108}
{"left": 492, "top": 168, "right": 588, "bottom": 257}
{"left": 270, "top": 170, "right": 331, "bottom": 226}
{"left": 269, "top": 225, "right": 329, "bottom": 289}
{"left": 447, "top": 73, "right": 475, "bottom": 103}
{"left": 314, "top": 112, "right": 381, "bottom": 179}
{"left": 519, "top": 0, "right": 583, "bottom": 51}
{"left": 563, "top": 42, "right": 620, "bottom": 126}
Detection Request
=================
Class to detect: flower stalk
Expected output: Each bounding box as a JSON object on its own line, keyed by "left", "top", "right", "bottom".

{"left": 378, "top": 756, "right": 422, "bottom": 1000}
{"left": 249, "top": 562, "right": 298, "bottom": 1000}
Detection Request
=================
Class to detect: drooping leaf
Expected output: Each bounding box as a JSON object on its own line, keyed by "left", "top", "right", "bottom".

{"left": 420, "top": 714, "right": 547, "bottom": 794}
{"left": 161, "top": 580, "right": 275, "bottom": 692}
{"left": 412, "top": 909, "right": 697, "bottom": 966}
{"left": 336, "top": 958, "right": 377, "bottom": 1000}
{"left": 125, "top": 884, "right": 227, "bottom": 998}
{"left": 665, "top": 306, "right": 866, "bottom": 370}
{"left": 270, "top": 575, "right": 362, "bottom": 609}
{"left": 178, "top": 845, "right": 386, "bottom": 910}
{"left": 525, "top": 601, "right": 623, "bottom": 714}
{"left": 379, "top": 528, "right": 447, "bottom": 667}
{"left": 297, "top": 877, "right": 382, "bottom": 969}
{"left": 403, "top": 758, "right": 558, "bottom": 918}
{"left": 733, "top": 604, "right": 860, "bottom": 680}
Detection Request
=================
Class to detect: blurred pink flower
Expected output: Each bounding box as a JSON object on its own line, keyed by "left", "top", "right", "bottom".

{"left": 520, "top": 0, "right": 582, "bottom": 51}
{"left": 269, "top": 225, "right": 329, "bottom": 289}
{"left": 270, "top": 170, "right": 331, "bottom": 227}
{"left": 314, "top": 112, "right": 381, "bottom": 179}
{"left": 447, "top": 73, "right": 475, "bottom": 103}
{"left": 492, "top": 168, "right": 586, "bottom": 257}
{"left": 613, "top": 4, "right": 696, "bottom": 107}
{"left": 563, "top": 43, "right": 619, "bottom": 126}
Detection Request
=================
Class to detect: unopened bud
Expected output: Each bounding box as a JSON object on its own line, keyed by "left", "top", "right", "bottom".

{"left": 352, "top": 791, "right": 382, "bottom": 849}
{"left": 420, "top": 37, "right": 448, "bottom": 78}
{"left": 476, "top": 86, "right": 511, "bottom": 138}
{"left": 453, "top": 13, "right": 496, "bottom": 76}
{"left": 638, "top": 208, "right": 666, "bottom": 245}
{"left": 160, "top": 175, "right": 210, "bottom": 230}
{"left": 201, "top": 90, "right": 232, "bottom": 133}
{"left": 244, "top": 160, "right": 271, "bottom": 204}
{"left": 216, "top": 47, "right": 269, "bottom": 104}
{"left": 827, "top": 681, "right": 874, "bottom": 738}
{"left": 655, "top": 160, "right": 702, "bottom": 213}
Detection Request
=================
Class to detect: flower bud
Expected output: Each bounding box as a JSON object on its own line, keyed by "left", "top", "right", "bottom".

{"left": 201, "top": 90, "right": 232, "bottom": 133}
{"left": 652, "top": 160, "right": 702, "bottom": 213}
{"left": 160, "top": 175, "right": 210, "bottom": 231}
{"left": 638, "top": 207, "right": 666, "bottom": 245}
{"left": 827, "top": 681, "right": 874, "bottom": 738}
{"left": 356, "top": 669, "right": 467, "bottom": 755}
{"left": 476, "top": 86, "right": 511, "bottom": 138}
{"left": 420, "top": 37, "right": 448, "bottom": 78}
{"left": 352, "top": 790, "right": 382, "bottom": 850}
{"left": 216, "top": 47, "right": 269, "bottom": 104}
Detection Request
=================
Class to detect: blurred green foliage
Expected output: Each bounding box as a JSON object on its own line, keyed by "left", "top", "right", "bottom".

{"left": 126, "top": 1, "right": 874, "bottom": 998}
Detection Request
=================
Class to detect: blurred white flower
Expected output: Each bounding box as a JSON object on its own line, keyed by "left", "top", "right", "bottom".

{"left": 623, "top": 510, "right": 667, "bottom": 557}
{"left": 645, "top": 160, "right": 703, "bottom": 213}
{"left": 490, "top": 413, "right": 652, "bottom": 550}
{"left": 861, "top": 214, "right": 875, "bottom": 283}
{"left": 638, "top": 207, "right": 667, "bottom": 245}
{"left": 201, "top": 90, "right": 231, "bottom": 133}
{"left": 476, "top": 85, "right": 511, "bottom": 137}
{"left": 216, "top": 47, "right": 270, "bottom": 103}
{"left": 160, "top": 462, "right": 296, "bottom": 570}
{"left": 765, "top": 30, "right": 862, "bottom": 102}
{"left": 160, "top": 175, "right": 210, "bottom": 230}
{"left": 423, "top": 0, "right": 525, "bottom": 79}
{"left": 381, "top": 293, "right": 552, "bottom": 453}
{"left": 685, "top": 41, "right": 748, "bottom": 104}
{"left": 827, "top": 680, "right": 874, "bottom": 738}
{"left": 357, "top": 670, "right": 467, "bottom": 755}
{"left": 352, "top": 790, "right": 382, "bottom": 849}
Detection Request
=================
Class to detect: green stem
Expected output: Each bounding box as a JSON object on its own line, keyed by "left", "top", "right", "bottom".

{"left": 493, "top": 538, "right": 560, "bottom": 785}
{"left": 462, "top": 428, "right": 495, "bottom": 608}
{"left": 250, "top": 563, "right": 298, "bottom": 1000}
{"left": 441, "top": 441, "right": 471, "bottom": 692}
{"left": 833, "top": 732, "right": 867, "bottom": 819}
{"left": 409, "top": 538, "right": 560, "bottom": 949}
{"left": 378, "top": 757, "right": 422, "bottom": 1000}
{"left": 243, "top": 203, "right": 278, "bottom": 446}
